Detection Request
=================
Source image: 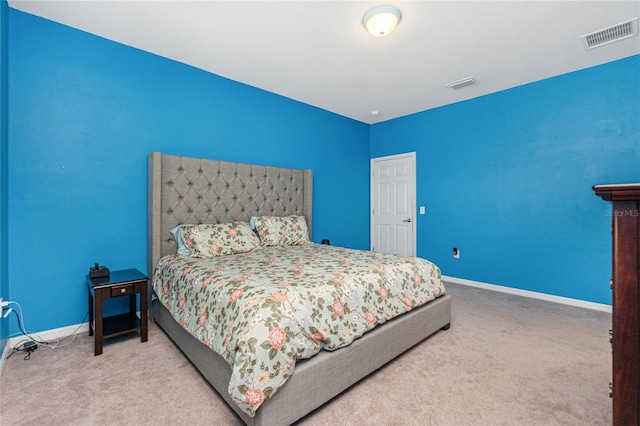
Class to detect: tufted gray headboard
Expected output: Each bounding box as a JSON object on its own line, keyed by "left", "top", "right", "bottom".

{"left": 147, "top": 152, "right": 312, "bottom": 282}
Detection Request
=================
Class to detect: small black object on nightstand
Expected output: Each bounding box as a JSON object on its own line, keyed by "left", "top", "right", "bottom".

{"left": 89, "top": 263, "right": 110, "bottom": 279}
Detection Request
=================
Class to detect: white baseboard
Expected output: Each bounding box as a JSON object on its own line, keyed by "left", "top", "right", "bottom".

{"left": 442, "top": 275, "right": 612, "bottom": 313}
{"left": 5, "top": 321, "right": 89, "bottom": 351}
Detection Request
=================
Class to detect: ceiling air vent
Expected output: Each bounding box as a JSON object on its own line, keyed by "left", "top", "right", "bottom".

{"left": 446, "top": 76, "right": 477, "bottom": 90}
{"left": 582, "top": 17, "right": 638, "bottom": 50}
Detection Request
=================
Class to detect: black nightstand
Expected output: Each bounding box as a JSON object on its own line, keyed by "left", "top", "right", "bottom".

{"left": 87, "top": 268, "right": 148, "bottom": 355}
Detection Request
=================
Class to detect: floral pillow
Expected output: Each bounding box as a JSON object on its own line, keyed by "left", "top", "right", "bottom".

{"left": 253, "top": 215, "right": 310, "bottom": 247}
{"left": 179, "top": 222, "right": 260, "bottom": 257}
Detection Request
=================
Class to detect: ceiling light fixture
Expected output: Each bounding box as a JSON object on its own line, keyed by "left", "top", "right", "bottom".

{"left": 363, "top": 5, "right": 402, "bottom": 38}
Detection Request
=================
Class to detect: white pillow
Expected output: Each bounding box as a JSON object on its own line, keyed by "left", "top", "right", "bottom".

{"left": 170, "top": 225, "right": 193, "bottom": 255}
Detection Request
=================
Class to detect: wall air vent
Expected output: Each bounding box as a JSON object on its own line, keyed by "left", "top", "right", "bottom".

{"left": 582, "top": 17, "right": 638, "bottom": 50}
{"left": 445, "top": 76, "right": 477, "bottom": 90}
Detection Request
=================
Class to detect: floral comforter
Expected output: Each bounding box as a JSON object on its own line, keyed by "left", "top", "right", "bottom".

{"left": 152, "top": 243, "right": 445, "bottom": 416}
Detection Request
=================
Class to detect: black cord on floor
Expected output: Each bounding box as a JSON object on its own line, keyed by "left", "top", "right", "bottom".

{"left": 7, "top": 340, "right": 38, "bottom": 361}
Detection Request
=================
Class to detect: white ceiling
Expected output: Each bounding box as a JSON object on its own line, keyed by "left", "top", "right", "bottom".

{"left": 8, "top": 1, "right": 640, "bottom": 124}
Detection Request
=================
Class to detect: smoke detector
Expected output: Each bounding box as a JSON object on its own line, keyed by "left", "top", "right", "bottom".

{"left": 445, "top": 76, "right": 478, "bottom": 90}
{"left": 582, "top": 18, "right": 638, "bottom": 50}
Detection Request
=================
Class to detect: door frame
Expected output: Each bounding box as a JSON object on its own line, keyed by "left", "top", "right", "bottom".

{"left": 370, "top": 152, "right": 417, "bottom": 255}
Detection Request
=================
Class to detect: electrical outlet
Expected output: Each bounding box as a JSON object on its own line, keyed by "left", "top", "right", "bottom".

{"left": 453, "top": 247, "right": 460, "bottom": 259}
{"left": 1, "top": 298, "right": 11, "bottom": 316}
{"left": 0, "top": 298, "right": 9, "bottom": 318}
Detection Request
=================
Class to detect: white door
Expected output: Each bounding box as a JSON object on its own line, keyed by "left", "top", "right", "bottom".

{"left": 370, "top": 153, "right": 416, "bottom": 256}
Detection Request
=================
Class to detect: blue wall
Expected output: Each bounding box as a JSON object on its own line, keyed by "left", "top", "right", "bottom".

{"left": 7, "top": 10, "right": 370, "bottom": 335}
{"left": 0, "top": 0, "right": 8, "bottom": 353}
{"left": 6, "top": 8, "right": 638, "bottom": 336}
{"left": 371, "top": 55, "right": 640, "bottom": 305}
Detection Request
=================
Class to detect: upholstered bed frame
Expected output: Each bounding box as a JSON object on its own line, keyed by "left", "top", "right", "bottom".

{"left": 147, "top": 152, "right": 452, "bottom": 425}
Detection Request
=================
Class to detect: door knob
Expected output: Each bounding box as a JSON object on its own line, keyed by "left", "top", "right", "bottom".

{"left": 403, "top": 218, "right": 412, "bottom": 223}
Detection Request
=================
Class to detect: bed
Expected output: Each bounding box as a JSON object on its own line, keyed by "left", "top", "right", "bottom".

{"left": 147, "top": 152, "right": 452, "bottom": 425}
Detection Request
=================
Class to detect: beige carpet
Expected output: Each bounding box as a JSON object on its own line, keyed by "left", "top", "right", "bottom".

{"left": 0, "top": 282, "right": 612, "bottom": 425}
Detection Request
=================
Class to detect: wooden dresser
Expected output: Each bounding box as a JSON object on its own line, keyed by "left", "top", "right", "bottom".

{"left": 593, "top": 183, "right": 640, "bottom": 425}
